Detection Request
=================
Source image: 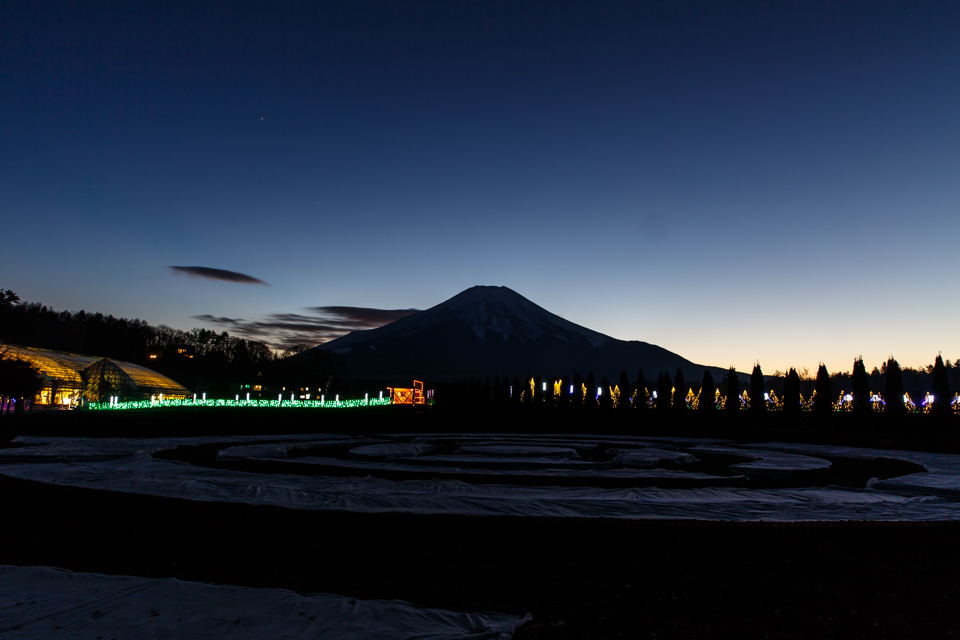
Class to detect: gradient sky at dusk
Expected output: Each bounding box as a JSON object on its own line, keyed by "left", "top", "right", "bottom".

{"left": 2, "top": 1, "right": 957, "bottom": 374}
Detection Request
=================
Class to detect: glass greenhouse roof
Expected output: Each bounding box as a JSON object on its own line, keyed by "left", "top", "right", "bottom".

{"left": 1, "top": 344, "right": 189, "bottom": 396}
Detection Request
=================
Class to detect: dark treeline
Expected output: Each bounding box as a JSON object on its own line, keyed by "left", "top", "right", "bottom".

{"left": 434, "top": 357, "right": 960, "bottom": 420}
{"left": 0, "top": 289, "right": 344, "bottom": 397}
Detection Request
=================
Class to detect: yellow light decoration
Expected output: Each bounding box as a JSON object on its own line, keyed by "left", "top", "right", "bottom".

{"left": 903, "top": 392, "right": 917, "bottom": 412}
{"left": 834, "top": 391, "right": 853, "bottom": 412}
{"left": 768, "top": 390, "right": 782, "bottom": 410}
{"left": 870, "top": 391, "right": 885, "bottom": 412}
{"left": 921, "top": 392, "right": 935, "bottom": 414}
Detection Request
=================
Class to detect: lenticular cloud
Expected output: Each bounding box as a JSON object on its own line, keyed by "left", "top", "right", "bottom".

{"left": 170, "top": 266, "right": 268, "bottom": 285}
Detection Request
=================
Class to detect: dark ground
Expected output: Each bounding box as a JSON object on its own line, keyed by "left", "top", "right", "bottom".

{"left": 1, "top": 407, "right": 959, "bottom": 638}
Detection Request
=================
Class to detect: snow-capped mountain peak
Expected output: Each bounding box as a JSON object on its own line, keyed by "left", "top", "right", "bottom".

{"left": 323, "top": 286, "right": 611, "bottom": 349}
{"left": 316, "top": 285, "right": 704, "bottom": 381}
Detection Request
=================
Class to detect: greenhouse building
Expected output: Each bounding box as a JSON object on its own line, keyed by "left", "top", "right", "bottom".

{"left": 0, "top": 344, "right": 190, "bottom": 407}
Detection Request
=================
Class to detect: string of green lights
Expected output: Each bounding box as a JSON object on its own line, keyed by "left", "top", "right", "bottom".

{"left": 88, "top": 398, "right": 394, "bottom": 411}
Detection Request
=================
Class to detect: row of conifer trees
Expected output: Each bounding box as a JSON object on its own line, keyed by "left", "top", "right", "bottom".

{"left": 436, "top": 356, "right": 958, "bottom": 415}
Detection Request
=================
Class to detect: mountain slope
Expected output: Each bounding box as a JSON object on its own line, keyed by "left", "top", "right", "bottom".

{"left": 317, "top": 286, "right": 720, "bottom": 382}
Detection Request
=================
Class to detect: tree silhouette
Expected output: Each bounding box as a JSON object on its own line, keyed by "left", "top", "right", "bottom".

{"left": 656, "top": 371, "right": 672, "bottom": 411}
{"left": 511, "top": 378, "right": 522, "bottom": 406}
{"left": 585, "top": 371, "right": 597, "bottom": 410}
{"left": 724, "top": 368, "right": 739, "bottom": 412}
{"left": 750, "top": 364, "right": 766, "bottom": 411}
{"left": 599, "top": 376, "right": 613, "bottom": 410}
{"left": 782, "top": 368, "right": 801, "bottom": 414}
{"left": 617, "top": 370, "right": 631, "bottom": 411}
{"left": 573, "top": 372, "right": 583, "bottom": 408}
{"left": 931, "top": 355, "right": 950, "bottom": 415}
{"left": 851, "top": 357, "right": 870, "bottom": 414}
{"left": 673, "top": 367, "right": 686, "bottom": 411}
{"left": 1, "top": 289, "right": 21, "bottom": 307}
{"left": 635, "top": 370, "right": 648, "bottom": 411}
{"left": 884, "top": 358, "right": 905, "bottom": 414}
{"left": 698, "top": 370, "right": 715, "bottom": 411}
{"left": 0, "top": 354, "right": 44, "bottom": 414}
{"left": 813, "top": 364, "right": 832, "bottom": 414}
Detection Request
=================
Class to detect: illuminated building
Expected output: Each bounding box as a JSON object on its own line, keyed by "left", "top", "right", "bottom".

{"left": 0, "top": 344, "right": 190, "bottom": 406}
{"left": 387, "top": 380, "right": 433, "bottom": 405}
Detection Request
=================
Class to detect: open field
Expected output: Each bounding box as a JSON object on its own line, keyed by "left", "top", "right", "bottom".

{"left": 1, "top": 407, "right": 958, "bottom": 638}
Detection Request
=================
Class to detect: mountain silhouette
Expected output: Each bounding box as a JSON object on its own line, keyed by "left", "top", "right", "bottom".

{"left": 317, "top": 285, "right": 722, "bottom": 382}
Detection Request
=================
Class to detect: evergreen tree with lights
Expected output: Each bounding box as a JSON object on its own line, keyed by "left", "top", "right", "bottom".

{"left": 813, "top": 364, "right": 832, "bottom": 414}
{"left": 749, "top": 364, "right": 766, "bottom": 411}
{"left": 673, "top": 367, "right": 686, "bottom": 410}
{"left": 931, "top": 355, "right": 950, "bottom": 415}
{"left": 724, "top": 368, "right": 739, "bottom": 412}
{"left": 851, "top": 357, "right": 870, "bottom": 414}
{"left": 884, "top": 358, "right": 905, "bottom": 414}
{"left": 782, "top": 368, "right": 801, "bottom": 414}
{"left": 585, "top": 371, "right": 597, "bottom": 410}
{"left": 698, "top": 370, "right": 715, "bottom": 411}
{"left": 618, "top": 370, "right": 631, "bottom": 411}
{"left": 635, "top": 370, "right": 648, "bottom": 411}
{"left": 599, "top": 376, "right": 613, "bottom": 410}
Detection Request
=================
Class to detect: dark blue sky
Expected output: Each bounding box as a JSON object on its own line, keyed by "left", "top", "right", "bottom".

{"left": 2, "top": 1, "right": 957, "bottom": 372}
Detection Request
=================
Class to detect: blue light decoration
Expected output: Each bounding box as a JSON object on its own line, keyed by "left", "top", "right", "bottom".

{"left": 88, "top": 397, "right": 393, "bottom": 411}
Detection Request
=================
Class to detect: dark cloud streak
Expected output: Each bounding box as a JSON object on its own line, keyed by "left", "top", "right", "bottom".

{"left": 170, "top": 266, "right": 268, "bottom": 285}
{"left": 193, "top": 306, "right": 419, "bottom": 349}
{"left": 307, "top": 306, "right": 420, "bottom": 327}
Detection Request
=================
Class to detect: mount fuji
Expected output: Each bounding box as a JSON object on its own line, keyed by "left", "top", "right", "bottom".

{"left": 317, "top": 286, "right": 720, "bottom": 382}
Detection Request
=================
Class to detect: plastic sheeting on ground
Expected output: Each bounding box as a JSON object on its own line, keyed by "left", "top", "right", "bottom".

{"left": 349, "top": 443, "right": 436, "bottom": 460}
{"left": 219, "top": 453, "right": 738, "bottom": 482}
{"left": 0, "top": 435, "right": 354, "bottom": 461}
{"left": 397, "top": 434, "right": 732, "bottom": 447}
{"left": 739, "top": 442, "right": 960, "bottom": 497}
{"left": 463, "top": 441, "right": 601, "bottom": 451}
{"left": 1, "top": 448, "right": 959, "bottom": 521}
{"left": 607, "top": 448, "right": 699, "bottom": 468}
{"left": 686, "top": 446, "right": 832, "bottom": 478}
{"left": 218, "top": 439, "right": 382, "bottom": 462}
{"left": 385, "top": 454, "right": 609, "bottom": 470}
{"left": 0, "top": 565, "right": 530, "bottom": 640}
{"left": 455, "top": 445, "right": 580, "bottom": 458}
